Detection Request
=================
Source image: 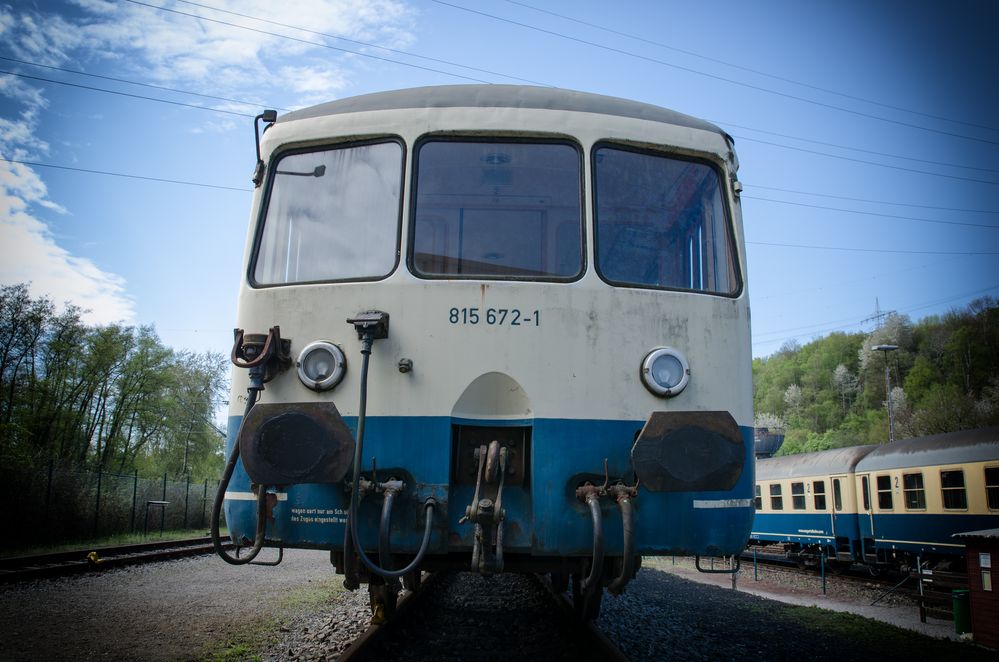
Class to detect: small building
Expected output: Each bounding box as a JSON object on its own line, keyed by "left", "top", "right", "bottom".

{"left": 954, "top": 529, "right": 999, "bottom": 649}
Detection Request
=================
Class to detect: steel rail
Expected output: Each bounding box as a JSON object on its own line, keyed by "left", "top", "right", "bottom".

{"left": 1, "top": 536, "right": 233, "bottom": 583}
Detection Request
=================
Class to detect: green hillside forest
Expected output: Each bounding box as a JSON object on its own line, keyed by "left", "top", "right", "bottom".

{"left": 753, "top": 297, "right": 999, "bottom": 455}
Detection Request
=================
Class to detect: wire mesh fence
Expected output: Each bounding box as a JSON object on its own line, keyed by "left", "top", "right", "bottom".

{"left": 1, "top": 463, "right": 222, "bottom": 551}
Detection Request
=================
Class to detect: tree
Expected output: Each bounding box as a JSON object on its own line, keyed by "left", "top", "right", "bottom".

{"left": 0, "top": 284, "right": 226, "bottom": 480}
{"left": 832, "top": 364, "right": 857, "bottom": 412}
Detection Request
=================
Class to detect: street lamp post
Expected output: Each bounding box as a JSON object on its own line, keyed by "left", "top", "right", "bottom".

{"left": 872, "top": 344, "right": 899, "bottom": 443}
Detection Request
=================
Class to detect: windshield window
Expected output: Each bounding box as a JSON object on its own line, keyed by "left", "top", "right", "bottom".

{"left": 411, "top": 140, "right": 582, "bottom": 279}
{"left": 593, "top": 145, "right": 739, "bottom": 294}
{"left": 253, "top": 141, "right": 403, "bottom": 285}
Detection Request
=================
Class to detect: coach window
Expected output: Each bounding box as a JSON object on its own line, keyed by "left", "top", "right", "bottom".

{"left": 833, "top": 479, "right": 843, "bottom": 511}
{"left": 876, "top": 475, "right": 893, "bottom": 509}
{"left": 987, "top": 467, "right": 999, "bottom": 510}
{"left": 903, "top": 472, "right": 926, "bottom": 510}
{"left": 941, "top": 470, "right": 968, "bottom": 510}
{"left": 770, "top": 484, "right": 783, "bottom": 510}
{"left": 813, "top": 481, "right": 827, "bottom": 510}
{"left": 791, "top": 482, "right": 806, "bottom": 510}
{"left": 754, "top": 484, "right": 762, "bottom": 510}
{"left": 593, "top": 145, "right": 739, "bottom": 294}
{"left": 254, "top": 141, "right": 403, "bottom": 285}
{"left": 861, "top": 476, "right": 870, "bottom": 511}
{"left": 411, "top": 140, "right": 582, "bottom": 279}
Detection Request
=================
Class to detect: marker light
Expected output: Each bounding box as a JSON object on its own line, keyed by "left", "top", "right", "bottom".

{"left": 296, "top": 341, "right": 346, "bottom": 391}
{"left": 641, "top": 347, "right": 690, "bottom": 397}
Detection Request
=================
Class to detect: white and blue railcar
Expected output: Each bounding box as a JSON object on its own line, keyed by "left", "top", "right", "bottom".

{"left": 213, "top": 85, "right": 754, "bottom": 617}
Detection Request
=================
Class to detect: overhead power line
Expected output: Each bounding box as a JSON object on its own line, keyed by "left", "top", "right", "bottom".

{"left": 734, "top": 134, "right": 999, "bottom": 186}
{"left": 742, "top": 196, "right": 999, "bottom": 230}
{"left": 2, "top": 157, "right": 251, "bottom": 192}
{"left": 6, "top": 63, "right": 994, "bottom": 192}
{"left": 0, "top": 69, "right": 256, "bottom": 117}
{"left": 748, "top": 241, "right": 999, "bottom": 256}
{"left": 503, "top": 0, "right": 999, "bottom": 133}
{"left": 167, "top": 0, "right": 551, "bottom": 87}
{"left": 743, "top": 183, "right": 999, "bottom": 215}
{"left": 123, "top": 0, "right": 490, "bottom": 84}
{"left": 0, "top": 55, "right": 290, "bottom": 112}
{"left": 714, "top": 118, "right": 999, "bottom": 174}
{"left": 7, "top": 52, "right": 995, "bottom": 191}
{"left": 752, "top": 283, "right": 999, "bottom": 346}
{"left": 432, "top": 0, "right": 999, "bottom": 147}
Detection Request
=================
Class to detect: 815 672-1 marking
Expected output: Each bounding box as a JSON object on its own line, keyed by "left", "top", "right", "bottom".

{"left": 448, "top": 307, "right": 540, "bottom": 327}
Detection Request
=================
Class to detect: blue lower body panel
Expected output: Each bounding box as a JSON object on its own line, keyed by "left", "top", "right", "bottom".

{"left": 223, "top": 415, "right": 755, "bottom": 561}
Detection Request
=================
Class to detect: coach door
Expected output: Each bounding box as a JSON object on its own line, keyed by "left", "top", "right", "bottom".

{"left": 830, "top": 476, "right": 851, "bottom": 560}
{"left": 857, "top": 473, "right": 877, "bottom": 562}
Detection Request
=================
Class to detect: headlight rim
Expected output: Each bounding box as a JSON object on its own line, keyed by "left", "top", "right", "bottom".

{"left": 296, "top": 340, "right": 347, "bottom": 392}
{"left": 641, "top": 346, "right": 690, "bottom": 397}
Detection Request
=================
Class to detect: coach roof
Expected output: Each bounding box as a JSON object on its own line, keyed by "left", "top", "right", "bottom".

{"left": 856, "top": 427, "right": 999, "bottom": 472}
{"left": 277, "top": 84, "right": 726, "bottom": 136}
{"left": 756, "top": 444, "right": 878, "bottom": 481}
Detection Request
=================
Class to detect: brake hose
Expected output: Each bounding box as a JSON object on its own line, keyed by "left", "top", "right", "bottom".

{"left": 346, "top": 333, "right": 436, "bottom": 579}
{"left": 211, "top": 386, "right": 269, "bottom": 565}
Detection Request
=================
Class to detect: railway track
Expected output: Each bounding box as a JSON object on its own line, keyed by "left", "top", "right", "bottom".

{"left": 337, "top": 572, "right": 628, "bottom": 662}
{"left": 0, "top": 536, "right": 234, "bottom": 583}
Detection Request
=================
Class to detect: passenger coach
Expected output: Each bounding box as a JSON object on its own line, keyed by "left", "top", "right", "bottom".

{"left": 752, "top": 428, "right": 999, "bottom": 570}
{"left": 212, "top": 85, "right": 755, "bottom": 618}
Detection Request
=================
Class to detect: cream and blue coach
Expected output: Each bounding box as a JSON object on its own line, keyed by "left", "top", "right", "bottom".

{"left": 752, "top": 428, "right": 999, "bottom": 570}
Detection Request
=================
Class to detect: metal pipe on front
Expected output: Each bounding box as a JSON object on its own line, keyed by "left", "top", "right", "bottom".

{"left": 578, "top": 488, "right": 604, "bottom": 593}
{"left": 345, "top": 312, "right": 437, "bottom": 580}
{"left": 607, "top": 491, "right": 635, "bottom": 595}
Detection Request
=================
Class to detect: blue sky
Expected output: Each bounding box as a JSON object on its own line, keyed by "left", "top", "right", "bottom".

{"left": 1, "top": 0, "right": 997, "bottom": 359}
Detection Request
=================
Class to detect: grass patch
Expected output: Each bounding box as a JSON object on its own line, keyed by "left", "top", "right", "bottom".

{"left": 201, "top": 574, "right": 345, "bottom": 661}
{"left": 776, "top": 604, "right": 994, "bottom": 660}
{"left": 278, "top": 574, "right": 346, "bottom": 610}
{"left": 205, "top": 632, "right": 269, "bottom": 662}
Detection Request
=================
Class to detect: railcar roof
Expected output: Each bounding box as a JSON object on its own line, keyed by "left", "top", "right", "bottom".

{"left": 756, "top": 445, "right": 878, "bottom": 480}
{"left": 856, "top": 426, "right": 999, "bottom": 472}
{"left": 277, "top": 85, "right": 726, "bottom": 136}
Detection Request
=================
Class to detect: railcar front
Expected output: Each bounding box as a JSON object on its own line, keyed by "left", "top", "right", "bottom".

{"left": 214, "top": 86, "right": 754, "bottom": 617}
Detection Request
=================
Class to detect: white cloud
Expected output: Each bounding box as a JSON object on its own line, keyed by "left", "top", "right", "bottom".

{"left": 0, "top": 53, "right": 133, "bottom": 324}
{"left": 278, "top": 64, "right": 348, "bottom": 96}
{"left": 0, "top": 0, "right": 417, "bottom": 327}
{"left": 60, "top": 0, "right": 417, "bottom": 102}
{"left": 0, "top": 162, "right": 135, "bottom": 324}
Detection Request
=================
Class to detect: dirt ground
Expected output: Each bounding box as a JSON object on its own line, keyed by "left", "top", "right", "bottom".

{"left": 0, "top": 549, "right": 345, "bottom": 661}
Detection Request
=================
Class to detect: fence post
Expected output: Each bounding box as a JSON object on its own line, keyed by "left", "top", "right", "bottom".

{"left": 202, "top": 479, "right": 209, "bottom": 529}
{"left": 130, "top": 470, "right": 138, "bottom": 533}
{"left": 183, "top": 474, "right": 190, "bottom": 530}
{"left": 45, "top": 460, "right": 54, "bottom": 526}
{"left": 161, "top": 472, "right": 168, "bottom": 534}
{"left": 94, "top": 468, "right": 103, "bottom": 538}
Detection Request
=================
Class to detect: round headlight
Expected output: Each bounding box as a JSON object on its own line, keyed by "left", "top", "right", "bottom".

{"left": 296, "top": 341, "right": 346, "bottom": 391}
{"left": 641, "top": 347, "right": 690, "bottom": 397}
